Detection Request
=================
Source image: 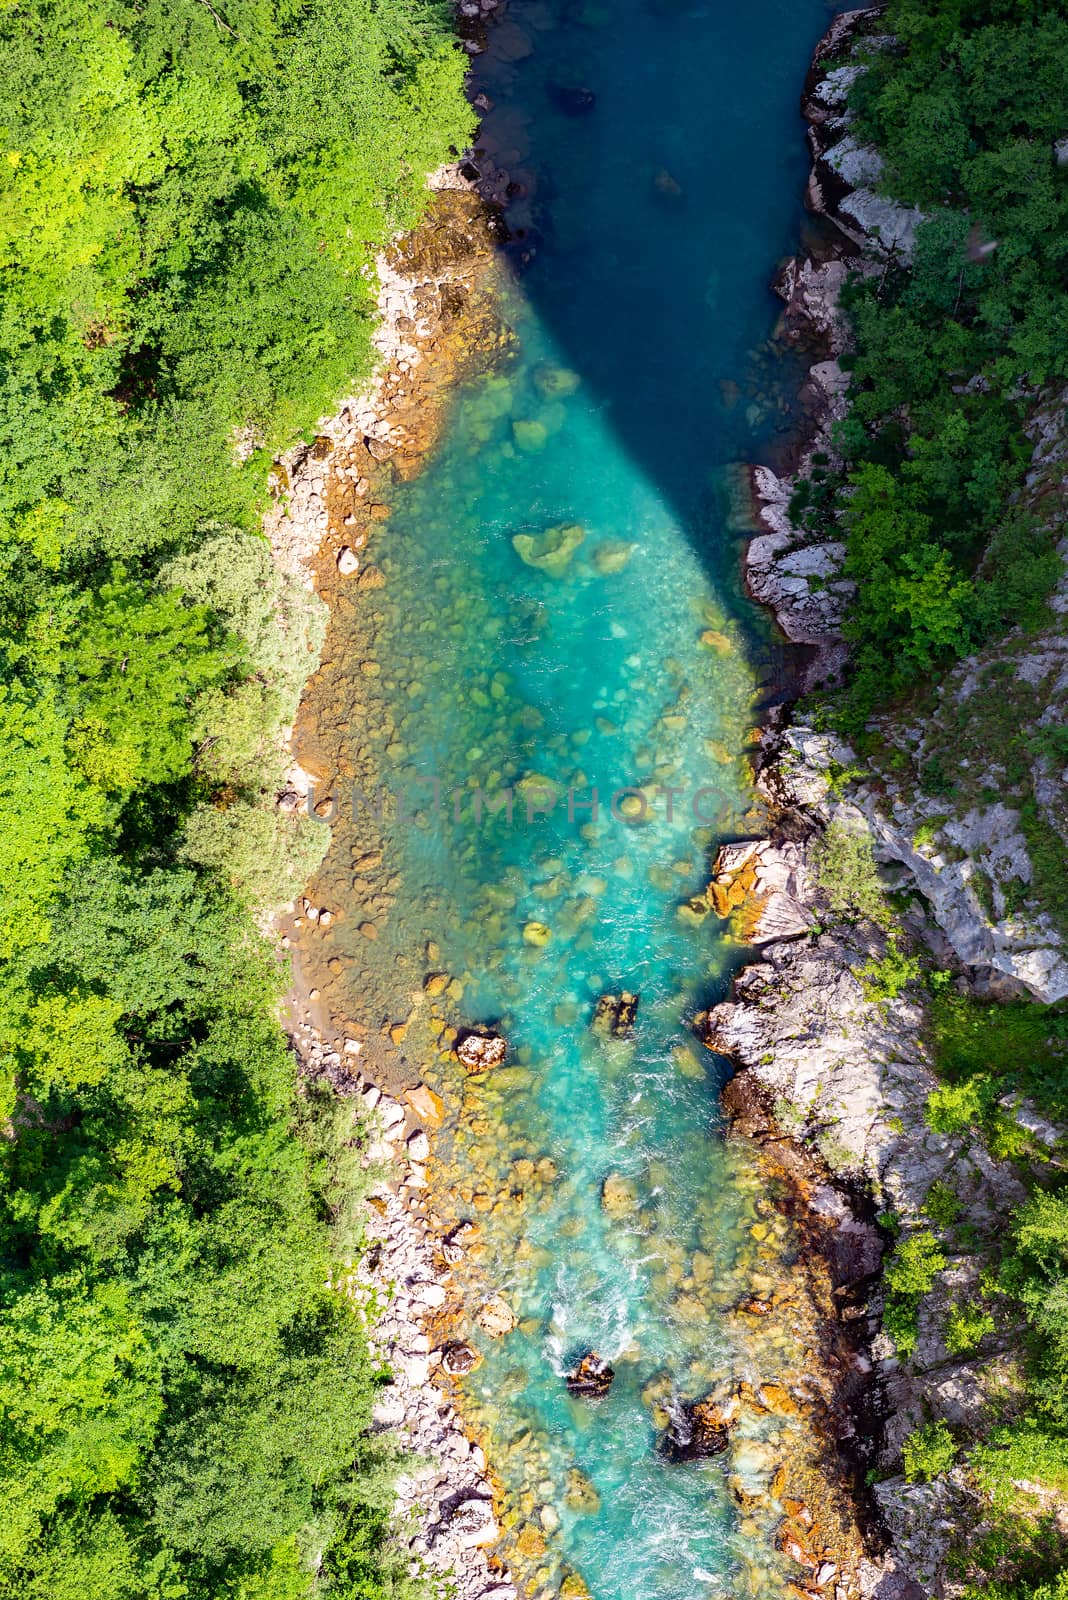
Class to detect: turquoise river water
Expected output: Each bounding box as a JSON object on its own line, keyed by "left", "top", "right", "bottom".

{"left": 299, "top": 3, "right": 850, "bottom": 1597}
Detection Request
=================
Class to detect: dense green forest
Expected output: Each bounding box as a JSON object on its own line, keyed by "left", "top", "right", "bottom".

{"left": 0, "top": 1, "right": 473, "bottom": 1595}
{"left": 807, "top": 2, "right": 1068, "bottom": 1590}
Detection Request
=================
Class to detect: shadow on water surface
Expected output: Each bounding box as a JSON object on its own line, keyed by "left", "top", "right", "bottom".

{"left": 464, "top": 0, "right": 850, "bottom": 601}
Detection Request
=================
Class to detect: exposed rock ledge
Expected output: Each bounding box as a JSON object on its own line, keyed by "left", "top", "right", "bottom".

{"left": 786, "top": 725, "right": 1068, "bottom": 1004}
{"left": 708, "top": 807, "right": 1030, "bottom": 1597}
{"left": 747, "top": 259, "right": 856, "bottom": 688}
{"left": 802, "top": 8, "right": 924, "bottom": 261}
{"left": 753, "top": 334, "right": 1068, "bottom": 1001}
{"left": 747, "top": 4, "right": 919, "bottom": 690}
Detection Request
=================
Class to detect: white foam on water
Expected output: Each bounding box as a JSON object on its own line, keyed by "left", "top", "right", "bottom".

{"left": 545, "top": 1257, "right": 637, "bottom": 1367}
{"left": 575, "top": 1463, "right": 731, "bottom": 1600}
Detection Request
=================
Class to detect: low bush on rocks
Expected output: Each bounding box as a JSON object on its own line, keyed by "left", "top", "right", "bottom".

{"left": 811, "top": 821, "right": 893, "bottom": 928}
{"left": 858, "top": 937, "right": 922, "bottom": 1004}
{"left": 902, "top": 1420, "right": 957, "bottom": 1484}
{"left": 944, "top": 1302, "right": 995, "bottom": 1357}
{"left": 883, "top": 1229, "right": 947, "bottom": 1357}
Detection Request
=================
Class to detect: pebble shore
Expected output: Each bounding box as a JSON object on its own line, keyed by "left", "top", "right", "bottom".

{"left": 263, "top": 111, "right": 522, "bottom": 1595}
{"left": 292, "top": 1014, "right": 518, "bottom": 1600}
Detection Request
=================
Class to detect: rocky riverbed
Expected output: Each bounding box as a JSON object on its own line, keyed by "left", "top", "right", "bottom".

{"left": 266, "top": 11, "right": 908, "bottom": 1600}
{"left": 290, "top": 1018, "right": 520, "bottom": 1600}
{"left": 266, "top": 61, "right": 890, "bottom": 1600}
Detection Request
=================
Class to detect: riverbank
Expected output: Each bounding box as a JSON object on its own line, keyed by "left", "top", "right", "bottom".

{"left": 265, "top": 154, "right": 535, "bottom": 1600}
{"left": 289, "top": 1019, "right": 521, "bottom": 1600}
{"left": 715, "top": 7, "right": 1068, "bottom": 1596}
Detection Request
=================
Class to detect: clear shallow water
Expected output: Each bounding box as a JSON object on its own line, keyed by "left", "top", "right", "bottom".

{"left": 299, "top": 2, "right": 847, "bottom": 1595}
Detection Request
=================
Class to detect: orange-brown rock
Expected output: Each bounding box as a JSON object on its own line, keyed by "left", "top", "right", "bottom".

{"left": 405, "top": 1083, "right": 445, "bottom": 1124}
{"left": 735, "top": 1294, "right": 773, "bottom": 1316}
{"left": 662, "top": 1397, "right": 734, "bottom": 1460}
{"left": 758, "top": 1382, "right": 802, "bottom": 1417}
{"left": 736, "top": 1380, "right": 767, "bottom": 1415}
{"left": 699, "top": 628, "right": 733, "bottom": 654}
{"left": 565, "top": 1351, "right": 615, "bottom": 1398}
{"left": 709, "top": 875, "right": 753, "bottom": 917}
{"left": 779, "top": 1524, "right": 818, "bottom": 1569}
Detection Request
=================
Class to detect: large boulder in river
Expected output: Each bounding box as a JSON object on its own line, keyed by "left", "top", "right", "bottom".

{"left": 566, "top": 1351, "right": 615, "bottom": 1399}
{"left": 592, "top": 991, "right": 639, "bottom": 1039}
{"left": 441, "top": 1341, "right": 482, "bottom": 1376}
{"left": 455, "top": 1029, "right": 508, "bottom": 1070}
{"left": 601, "top": 1171, "right": 639, "bottom": 1216}
{"left": 661, "top": 1397, "right": 734, "bottom": 1461}
{"left": 475, "top": 1294, "right": 517, "bottom": 1337}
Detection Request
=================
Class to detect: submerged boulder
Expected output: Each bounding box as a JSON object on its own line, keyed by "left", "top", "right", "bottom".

{"left": 533, "top": 363, "right": 581, "bottom": 400}
{"left": 591, "top": 990, "right": 639, "bottom": 1038}
{"left": 652, "top": 166, "right": 683, "bottom": 201}
{"left": 564, "top": 1467, "right": 601, "bottom": 1515}
{"left": 676, "top": 893, "right": 711, "bottom": 927}
{"left": 475, "top": 1294, "right": 517, "bottom": 1337}
{"left": 699, "top": 627, "right": 732, "bottom": 655}
{"left": 512, "top": 418, "right": 547, "bottom": 452}
{"left": 600, "top": 1171, "right": 639, "bottom": 1216}
{"left": 591, "top": 539, "right": 635, "bottom": 575}
{"left": 512, "top": 521, "right": 585, "bottom": 576}
{"left": 549, "top": 81, "right": 596, "bottom": 115}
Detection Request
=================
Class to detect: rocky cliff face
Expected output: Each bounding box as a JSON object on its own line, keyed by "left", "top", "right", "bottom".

{"left": 748, "top": 6, "right": 1068, "bottom": 1008}
{"left": 708, "top": 787, "right": 1035, "bottom": 1597}
{"left": 713, "top": 9, "right": 1068, "bottom": 1593}
{"left": 744, "top": 7, "right": 917, "bottom": 687}
{"left": 793, "top": 377, "right": 1068, "bottom": 1004}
